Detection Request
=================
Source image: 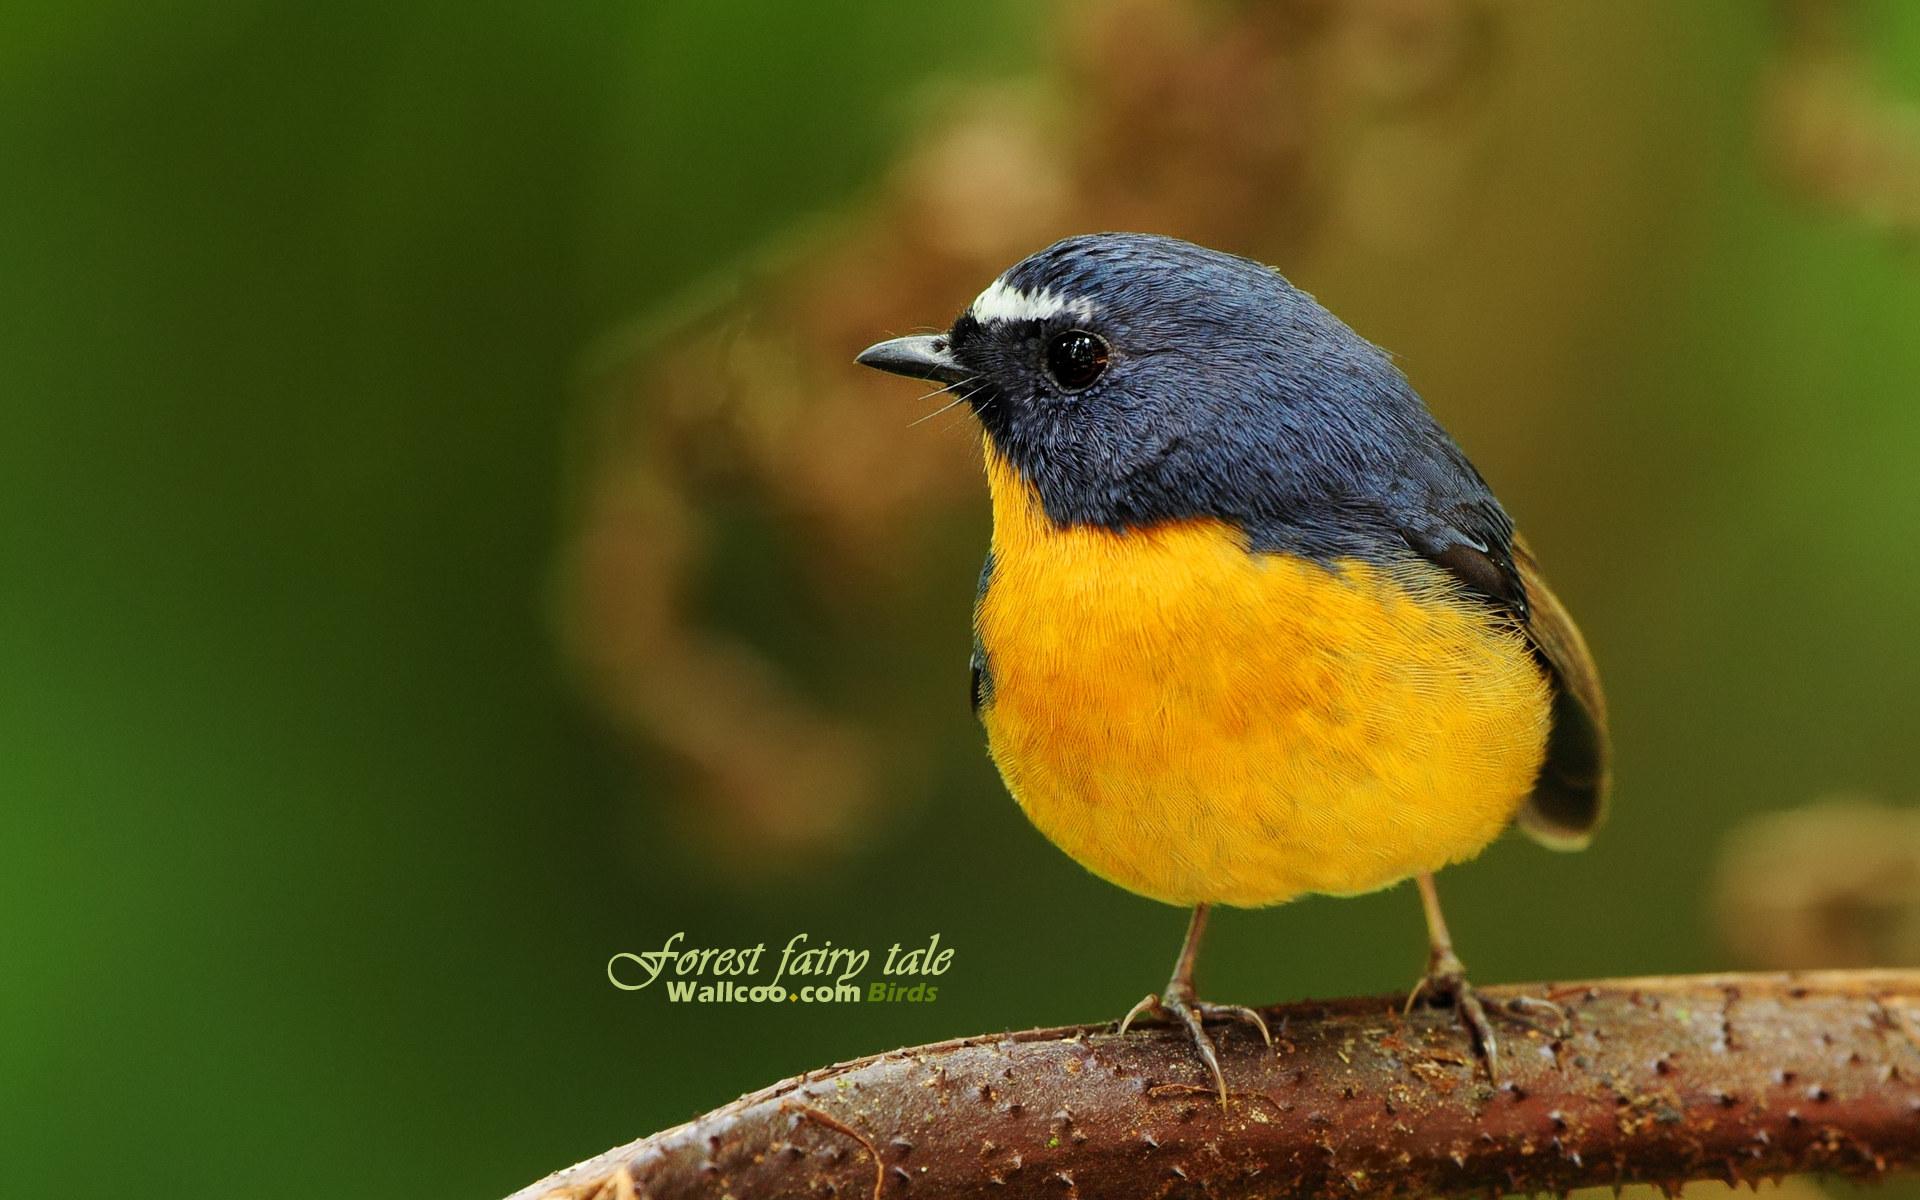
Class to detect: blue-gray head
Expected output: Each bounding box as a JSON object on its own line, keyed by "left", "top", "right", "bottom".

{"left": 857, "top": 232, "right": 1511, "bottom": 566}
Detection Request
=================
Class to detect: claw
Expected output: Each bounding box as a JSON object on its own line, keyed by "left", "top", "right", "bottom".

{"left": 1410, "top": 951, "right": 1501, "bottom": 1083}
{"left": 1116, "top": 985, "right": 1273, "bottom": 1106}
{"left": 1504, "top": 994, "right": 1572, "bottom": 1039}
{"left": 1168, "top": 992, "right": 1231, "bottom": 1106}
{"left": 1409, "top": 962, "right": 1575, "bottom": 1082}
{"left": 1201, "top": 1001, "right": 1275, "bottom": 1048}
{"left": 1117, "top": 992, "right": 1161, "bottom": 1037}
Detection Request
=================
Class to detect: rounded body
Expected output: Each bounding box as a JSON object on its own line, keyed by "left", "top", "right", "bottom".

{"left": 975, "top": 447, "right": 1552, "bottom": 908}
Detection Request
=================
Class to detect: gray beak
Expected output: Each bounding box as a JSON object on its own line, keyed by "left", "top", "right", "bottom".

{"left": 855, "top": 334, "right": 970, "bottom": 385}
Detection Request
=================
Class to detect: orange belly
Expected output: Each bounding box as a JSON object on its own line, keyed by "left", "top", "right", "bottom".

{"left": 974, "top": 444, "right": 1551, "bottom": 908}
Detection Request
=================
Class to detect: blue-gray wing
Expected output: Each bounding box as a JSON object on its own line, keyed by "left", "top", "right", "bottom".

{"left": 969, "top": 551, "right": 995, "bottom": 718}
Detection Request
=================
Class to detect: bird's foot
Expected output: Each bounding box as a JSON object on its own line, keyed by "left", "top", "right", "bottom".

{"left": 1405, "top": 950, "right": 1500, "bottom": 1082}
{"left": 1119, "top": 983, "right": 1272, "bottom": 1105}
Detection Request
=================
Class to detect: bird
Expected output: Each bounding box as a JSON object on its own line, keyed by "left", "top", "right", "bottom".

{"left": 855, "top": 232, "right": 1609, "bottom": 1101}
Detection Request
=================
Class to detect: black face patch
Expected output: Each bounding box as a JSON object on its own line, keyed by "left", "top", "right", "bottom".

{"left": 947, "top": 312, "right": 983, "bottom": 349}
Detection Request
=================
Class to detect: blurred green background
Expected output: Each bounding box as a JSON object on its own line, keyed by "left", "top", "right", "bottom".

{"left": 6, "top": 1, "right": 1920, "bottom": 1196}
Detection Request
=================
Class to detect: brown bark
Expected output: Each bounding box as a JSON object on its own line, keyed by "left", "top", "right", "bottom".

{"left": 511, "top": 971, "right": 1920, "bottom": 1200}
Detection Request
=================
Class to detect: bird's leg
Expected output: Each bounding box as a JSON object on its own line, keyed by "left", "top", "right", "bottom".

{"left": 1118, "top": 904, "right": 1272, "bottom": 1105}
{"left": 1404, "top": 871, "right": 1502, "bottom": 1081}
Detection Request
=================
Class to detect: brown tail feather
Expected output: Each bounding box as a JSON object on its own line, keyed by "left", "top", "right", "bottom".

{"left": 1512, "top": 537, "right": 1610, "bottom": 849}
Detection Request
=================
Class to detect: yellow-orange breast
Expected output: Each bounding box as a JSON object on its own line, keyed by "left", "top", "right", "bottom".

{"left": 974, "top": 445, "right": 1552, "bottom": 908}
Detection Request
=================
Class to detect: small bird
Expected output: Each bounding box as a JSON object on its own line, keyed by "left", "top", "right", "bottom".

{"left": 857, "top": 233, "right": 1608, "bottom": 1099}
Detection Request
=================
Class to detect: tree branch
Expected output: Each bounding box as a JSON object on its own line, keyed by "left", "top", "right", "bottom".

{"left": 511, "top": 971, "right": 1920, "bottom": 1200}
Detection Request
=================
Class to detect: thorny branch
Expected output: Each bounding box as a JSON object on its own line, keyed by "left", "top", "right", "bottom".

{"left": 510, "top": 971, "right": 1920, "bottom": 1200}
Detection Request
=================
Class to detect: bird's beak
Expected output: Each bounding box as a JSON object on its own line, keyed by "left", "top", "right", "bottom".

{"left": 855, "top": 334, "right": 970, "bottom": 385}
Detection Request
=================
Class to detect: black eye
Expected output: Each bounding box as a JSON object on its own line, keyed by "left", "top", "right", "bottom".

{"left": 1043, "top": 330, "right": 1109, "bottom": 391}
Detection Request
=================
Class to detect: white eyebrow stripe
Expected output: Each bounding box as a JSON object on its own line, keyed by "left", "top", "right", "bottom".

{"left": 968, "top": 279, "right": 1096, "bottom": 325}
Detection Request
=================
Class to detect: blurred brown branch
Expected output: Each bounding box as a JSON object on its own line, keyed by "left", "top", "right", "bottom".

{"left": 1765, "top": 0, "right": 1920, "bottom": 239}
{"left": 511, "top": 971, "right": 1920, "bottom": 1200}
{"left": 556, "top": 0, "right": 1504, "bottom": 872}
{"left": 1715, "top": 798, "right": 1920, "bottom": 970}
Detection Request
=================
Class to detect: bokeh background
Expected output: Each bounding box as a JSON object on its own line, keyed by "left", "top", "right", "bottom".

{"left": 7, "top": 1, "right": 1920, "bottom": 1196}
